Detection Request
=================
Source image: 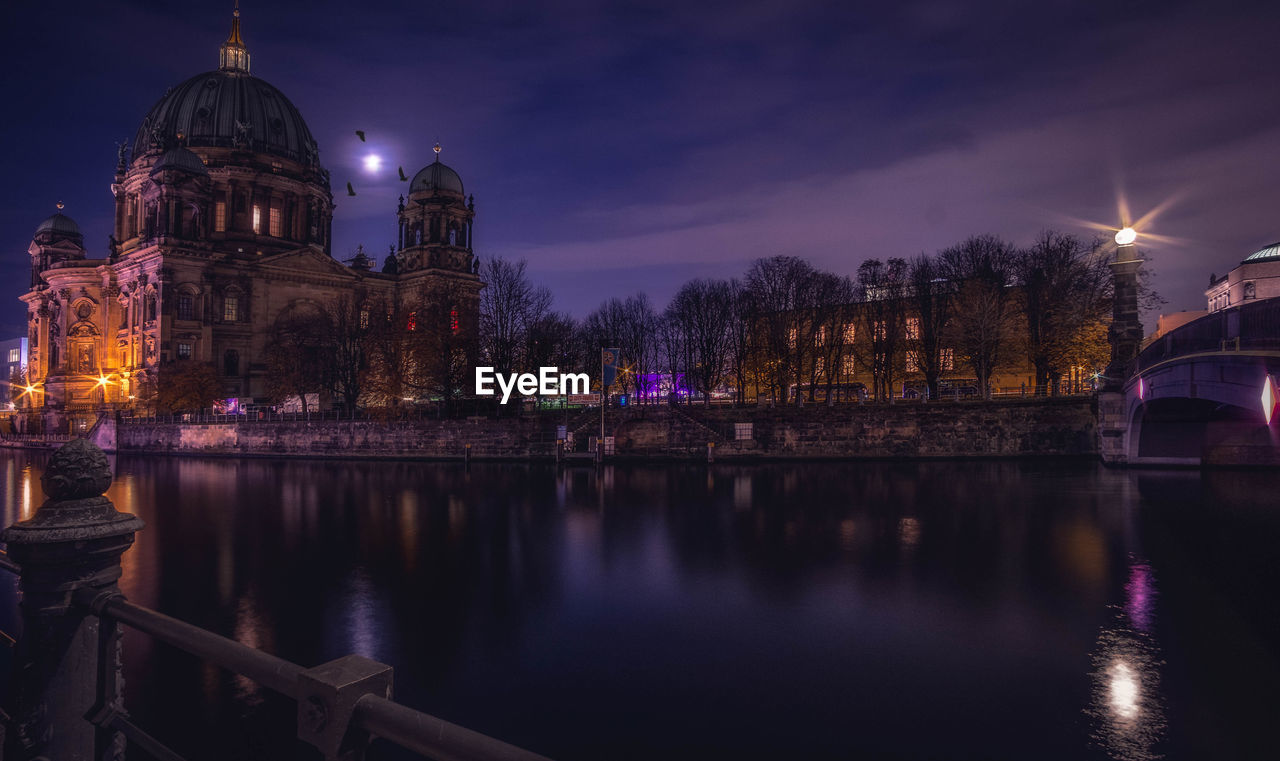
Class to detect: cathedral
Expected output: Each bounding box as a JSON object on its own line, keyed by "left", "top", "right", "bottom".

{"left": 20, "top": 5, "right": 482, "bottom": 426}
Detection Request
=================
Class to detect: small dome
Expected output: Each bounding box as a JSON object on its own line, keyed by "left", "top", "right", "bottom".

{"left": 410, "top": 160, "right": 464, "bottom": 196}
{"left": 1243, "top": 242, "right": 1280, "bottom": 263}
{"left": 150, "top": 146, "right": 210, "bottom": 177}
{"left": 35, "top": 213, "right": 81, "bottom": 237}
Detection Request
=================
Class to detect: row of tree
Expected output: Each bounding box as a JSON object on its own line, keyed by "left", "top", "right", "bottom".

{"left": 477, "top": 230, "right": 1147, "bottom": 405}
{"left": 125, "top": 229, "right": 1148, "bottom": 413}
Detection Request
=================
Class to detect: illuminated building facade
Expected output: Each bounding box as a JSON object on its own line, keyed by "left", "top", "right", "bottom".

{"left": 1205, "top": 241, "right": 1280, "bottom": 312}
{"left": 20, "top": 6, "right": 481, "bottom": 424}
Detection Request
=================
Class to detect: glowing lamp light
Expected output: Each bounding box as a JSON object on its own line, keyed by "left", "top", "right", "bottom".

{"left": 1115, "top": 227, "right": 1137, "bottom": 246}
{"left": 362, "top": 154, "right": 382, "bottom": 173}
{"left": 1263, "top": 374, "right": 1278, "bottom": 425}
{"left": 1137, "top": 376, "right": 1145, "bottom": 400}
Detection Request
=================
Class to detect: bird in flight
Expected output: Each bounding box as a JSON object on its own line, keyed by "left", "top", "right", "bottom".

{"left": 346, "top": 182, "right": 356, "bottom": 196}
{"left": 355, "top": 130, "right": 366, "bottom": 142}
{"left": 398, "top": 166, "right": 408, "bottom": 181}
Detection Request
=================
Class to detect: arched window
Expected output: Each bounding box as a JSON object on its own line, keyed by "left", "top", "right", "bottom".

{"left": 224, "top": 349, "right": 240, "bottom": 377}
{"left": 224, "top": 291, "right": 241, "bottom": 322}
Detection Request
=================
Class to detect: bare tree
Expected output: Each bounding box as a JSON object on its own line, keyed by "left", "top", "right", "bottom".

{"left": 745, "top": 256, "right": 819, "bottom": 404}
{"left": 581, "top": 294, "right": 656, "bottom": 400}
{"left": 410, "top": 280, "right": 479, "bottom": 409}
{"left": 854, "top": 258, "right": 909, "bottom": 401}
{"left": 362, "top": 293, "right": 416, "bottom": 410}
{"left": 725, "top": 279, "right": 756, "bottom": 405}
{"left": 907, "top": 253, "right": 954, "bottom": 399}
{"left": 265, "top": 303, "right": 330, "bottom": 416}
{"left": 156, "top": 362, "right": 223, "bottom": 413}
{"left": 665, "top": 278, "right": 736, "bottom": 405}
{"left": 940, "top": 235, "right": 1019, "bottom": 398}
{"left": 1015, "top": 231, "right": 1112, "bottom": 392}
{"left": 322, "top": 291, "right": 371, "bottom": 411}
{"left": 480, "top": 258, "right": 552, "bottom": 376}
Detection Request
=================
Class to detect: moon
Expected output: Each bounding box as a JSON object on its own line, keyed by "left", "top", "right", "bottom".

{"left": 363, "top": 154, "right": 382, "bottom": 173}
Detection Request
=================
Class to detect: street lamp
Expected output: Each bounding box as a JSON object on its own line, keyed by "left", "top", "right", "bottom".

{"left": 1114, "top": 227, "right": 1137, "bottom": 246}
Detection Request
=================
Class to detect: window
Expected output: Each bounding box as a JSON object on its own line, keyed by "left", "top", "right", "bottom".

{"left": 842, "top": 356, "right": 856, "bottom": 376}
{"left": 407, "top": 311, "right": 417, "bottom": 332}
{"left": 905, "top": 351, "right": 919, "bottom": 373}
{"left": 1244, "top": 281, "right": 1257, "bottom": 300}
{"left": 7, "top": 349, "right": 18, "bottom": 363}
{"left": 177, "top": 295, "right": 194, "bottom": 320}
{"left": 252, "top": 205, "right": 262, "bottom": 234}
{"left": 941, "top": 349, "right": 955, "bottom": 371}
{"left": 817, "top": 326, "right": 827, "bottom": 346}
{"left": 177, "top": 342, "right": 192, "bottom": 360}
{"left": 359, "top": 310, "right": 369, "bottom": 329}
{"left": 874, "top": 321, "right": 886, "bottom": 340}
{"left": 269, "top": 206, "right": 282, "bottom": 237}
{"left": 224, "top": 295, "right": 239, "bottom": 322}
{"left": 905, "top": 318, "right": 919, "bottom": 340}
{"left": 815, "top": 357, "right": 825, "bottom": 375}
{"left": 844, "top": 324, "right": 856, "bottom": 343}
{"left": 215, "top": 202, "right": 226, "bottom": 232}
{"left": 787, "top": 327, "right": 797, "bottom": 349}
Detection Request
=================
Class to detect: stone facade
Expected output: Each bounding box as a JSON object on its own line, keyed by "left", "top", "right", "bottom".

{"left": 19, "top": 7, "right": 482, "bottom": 423}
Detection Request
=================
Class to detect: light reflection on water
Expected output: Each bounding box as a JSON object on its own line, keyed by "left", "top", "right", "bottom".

{"left": 0, "top": 453, "right": 1277, "bottom": 760}
{"left": 1087, "top": 558, "right": 1166, "bottom": 761}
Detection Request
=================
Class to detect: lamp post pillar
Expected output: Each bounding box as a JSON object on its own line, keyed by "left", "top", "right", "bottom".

{"left": 3, "top": 439, "right": 144, "bottom": 760}
{"left": 1104, "top": 235, "right": 1144, "bottom": 391}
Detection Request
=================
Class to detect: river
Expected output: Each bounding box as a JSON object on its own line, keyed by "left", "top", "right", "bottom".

{"left": 1, "top": 452, "right": 1278, "bottom": 760}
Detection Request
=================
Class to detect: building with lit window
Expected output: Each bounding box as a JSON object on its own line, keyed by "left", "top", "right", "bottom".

{"left": 20, "top": 6, "right": 482, "bottom": 425}
{"left": 1205, "top": 241, "right": 1280, "bottom": 313}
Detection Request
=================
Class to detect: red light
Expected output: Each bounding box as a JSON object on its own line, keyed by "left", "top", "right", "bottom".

{"left": 450, "top": 309, "right": 459, "bottom": 333}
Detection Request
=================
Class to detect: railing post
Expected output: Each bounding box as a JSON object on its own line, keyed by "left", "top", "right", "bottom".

{"left": 3, "top": 439, "right": 144, "bottom": 761}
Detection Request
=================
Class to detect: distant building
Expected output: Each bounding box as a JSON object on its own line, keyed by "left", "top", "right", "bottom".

{"left": 1206, "top": 241, "right": 1280, "bottom": 312}
{"left": 1, "top": 335, "right": 28, "bottom": 395}
{"left": 20, "top": 6, "right": 483, "bottom": 426}
{"left": 1144, "top": 311, "right": 1208, "bottom": 348}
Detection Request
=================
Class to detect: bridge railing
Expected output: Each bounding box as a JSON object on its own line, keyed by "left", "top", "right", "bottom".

{"left": 1135, "top": 296, "right": 1280, "bottom": 374}
{"left": 0, "top": 439, "right": 555, "bottom": 761}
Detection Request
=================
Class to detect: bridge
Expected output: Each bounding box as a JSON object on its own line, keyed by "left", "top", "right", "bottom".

{"left": 1100, "top": 296, "right": 1280, "bottom": 466}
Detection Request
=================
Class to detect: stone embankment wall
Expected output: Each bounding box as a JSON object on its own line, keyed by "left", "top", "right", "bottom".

{"left": 692, "top": 397, "right": 1097, "bottom": 458}
{"left": 113, "top": 397, "right": 1097, "bottom": 459}
{"left": 117, "top": 417, "right": 556, "bottom": 459}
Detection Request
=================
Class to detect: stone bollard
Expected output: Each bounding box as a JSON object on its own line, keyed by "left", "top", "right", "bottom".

{"left": 3, "top": 438, "right": 144, "bottom": 761}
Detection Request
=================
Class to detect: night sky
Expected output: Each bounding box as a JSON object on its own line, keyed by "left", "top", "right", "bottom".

{"left": 4, "top": 0, "right": 1280, "bottom": 338}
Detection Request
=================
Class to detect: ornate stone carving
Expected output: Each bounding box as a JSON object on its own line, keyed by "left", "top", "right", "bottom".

{"left": 41, "top": 439, "right": 112, "bottom": 502}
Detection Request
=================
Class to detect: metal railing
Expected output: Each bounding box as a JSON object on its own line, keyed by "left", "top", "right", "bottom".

{"left": 1135, "top": 296, "right": 1280, "bottom": 374}
{"left": 1, "top": 438, "right": 555, "bottom": 761}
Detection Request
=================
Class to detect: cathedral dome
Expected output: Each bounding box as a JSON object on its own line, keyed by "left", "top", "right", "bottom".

{"left": 149, "top": 146, "right": 210, "bottom": 177}
{"left": 410, "top": 159, "right": 464, "bottom": 196}
{"left": 131, "top": 70, "right": 320, "bottom": 166}
{"left": 35, "top": 212, "right": 81, "bottom": 238}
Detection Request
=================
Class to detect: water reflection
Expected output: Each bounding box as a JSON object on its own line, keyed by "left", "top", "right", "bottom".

{"left": 0, "top": 453, "right": 1275, "bottom": 761}
{"left": 1087, "top": 557, "right": 1166, "bottom": 761}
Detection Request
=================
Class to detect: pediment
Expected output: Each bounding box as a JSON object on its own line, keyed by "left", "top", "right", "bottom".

{"left": 257, "top": 247, "right": 359, "bottom": 279}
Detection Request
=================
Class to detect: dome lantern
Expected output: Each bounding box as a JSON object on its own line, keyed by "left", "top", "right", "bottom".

{"left": 219, "top": 1, "right": 250, "bottom": 74}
